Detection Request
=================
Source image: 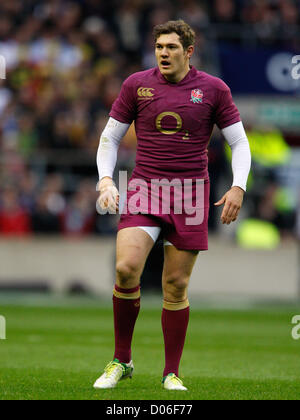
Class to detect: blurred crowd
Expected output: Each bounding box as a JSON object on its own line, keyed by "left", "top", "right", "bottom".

{"left": 0, "top": 0, "right": 299, "bottom": 238}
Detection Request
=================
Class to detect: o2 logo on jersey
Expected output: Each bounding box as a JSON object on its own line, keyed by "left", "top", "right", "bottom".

{"left": 190, "top": 89, "right": 203, "bottom": 104}
{"left": 291, "top": 315, "right": 300, "bottom": 340}
{"left": 291, "top": 55, "right": 300, "bottom": 80}
{"left": 0, "top": 55, "right": 6, "bottom": 79}
{"left": 155, "top": 111, "right": 190, "bottom": 140}
{"left": 155, "top": 112, "right": 182, "bottom": 134}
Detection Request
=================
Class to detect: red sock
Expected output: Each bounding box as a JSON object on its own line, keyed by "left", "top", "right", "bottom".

{"left": 113, "top": 285, "right": 140, "bottom": 363}
{"left": 161, "top": 300, "right": 190, "bottom": 377}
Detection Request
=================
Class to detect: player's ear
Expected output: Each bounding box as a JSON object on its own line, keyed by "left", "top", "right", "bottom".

{"left": 186, "top": 45, "right": 194, "bottom": 59}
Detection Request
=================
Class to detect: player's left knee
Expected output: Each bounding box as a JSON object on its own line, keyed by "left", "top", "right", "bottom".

{"left": 164, "top": 272, "right": 189, "bottom": 288}
{"left": 163, "top": 273, "right": 189, "bottom": 299}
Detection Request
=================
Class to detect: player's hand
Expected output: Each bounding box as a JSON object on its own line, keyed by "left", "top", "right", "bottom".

{"left": 97, "top": 177, "right": 119, "bottom": 213}
{"left": 214, "top": 186, "right": 244, "bottom": 225}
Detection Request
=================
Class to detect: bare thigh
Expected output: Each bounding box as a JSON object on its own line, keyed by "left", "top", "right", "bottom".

{"left": 116, "top": 227, "right": 155, "bottom": 288}
{"left": 162, "top": 245, "right": 199, "bottom": 302}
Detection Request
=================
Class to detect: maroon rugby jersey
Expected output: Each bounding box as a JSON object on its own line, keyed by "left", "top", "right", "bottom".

{"left": 109, "top": 66, "right": 240, "bottom": 181}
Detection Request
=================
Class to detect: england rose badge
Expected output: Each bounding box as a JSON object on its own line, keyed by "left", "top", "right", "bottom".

{"left": 190, "top": 89, "right": 203, "bottom": 103}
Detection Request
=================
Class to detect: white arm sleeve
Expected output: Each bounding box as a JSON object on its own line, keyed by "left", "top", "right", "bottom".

{"left": 96, "top": 117, "right": 130, "bottom": 181}
{"left": 221, "top": 121, "right": 251, "bottom": 192}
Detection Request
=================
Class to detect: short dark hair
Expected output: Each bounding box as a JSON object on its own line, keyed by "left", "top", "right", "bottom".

{"left": 153, "top": 20, "right": 195, "bottom": 50}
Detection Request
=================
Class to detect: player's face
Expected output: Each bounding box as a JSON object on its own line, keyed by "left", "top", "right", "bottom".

{"left": 155, "top": 33, "right": 193, "bottom": 83}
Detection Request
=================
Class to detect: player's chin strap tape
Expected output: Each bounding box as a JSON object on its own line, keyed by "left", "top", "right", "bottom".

{"left": 163, "top": 299, "right": 189, "bottom": 311}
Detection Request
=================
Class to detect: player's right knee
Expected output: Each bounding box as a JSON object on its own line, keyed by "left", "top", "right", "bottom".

{"left": 116, "top": 261, "right": 140, "bottom": 287}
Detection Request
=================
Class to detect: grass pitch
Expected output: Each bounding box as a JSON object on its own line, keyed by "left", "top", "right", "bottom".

{"left": 0, "top": 297, "right": 300, "bottom": 400}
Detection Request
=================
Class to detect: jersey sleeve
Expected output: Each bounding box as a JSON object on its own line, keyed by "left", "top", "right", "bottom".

{"left": 214, "top": 81, "right": 240, "bottom": 130}
{"left": 109, "top": 76, "right": 137, "bottom": 124}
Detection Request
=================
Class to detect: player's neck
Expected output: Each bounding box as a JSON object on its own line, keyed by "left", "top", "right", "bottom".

{"left": 163, "top": 64, "right": 191, "bottom": 84}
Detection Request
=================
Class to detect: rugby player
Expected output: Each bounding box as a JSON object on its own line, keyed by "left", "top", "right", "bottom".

{"left": 94, "top": 20, "right": 251, "bottom": 391}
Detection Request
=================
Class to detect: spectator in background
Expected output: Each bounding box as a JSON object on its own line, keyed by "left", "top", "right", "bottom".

{"left": 31, "top": 173, "right": 65, "bottom": 234}
{"left": 177, "top": 0, "right": 209, "bottom": 30}
{"left": 115, "top": 0, "right": 143, "bottom": 54}
{"left": 279, "top": 0, "right": 300, "bottom": 49}
{"left": 211, "top": 0, "right": 238, "bottom": 24}
{"left": 256, "top": 181, "right": 296, "bottom": 240}
{"left": 0, "top": 188, "right": 31, "bottom": 235}
{"left": 31, "top": 190, "right": 61, "bottom": 234}
{"left": 0, "top": 79, "right": 12, "bottom": 115}
{"left": 61, "top": 179, "right": 95, "bottom": 236}
{"left": 17, "top": 113, "right": 38, "bottom": 158}
{"left": 241, "top": 0, "right": 280, "bottom": 45}
{"left": 42, "top": 174, "right": 66, "bottom": 215}
{"left": 51, "top": 112, "right": 73, "bottom": 150}
{"left": 18, "top": 170, "right": 37, "bottom": 214}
